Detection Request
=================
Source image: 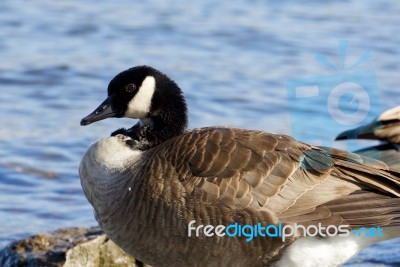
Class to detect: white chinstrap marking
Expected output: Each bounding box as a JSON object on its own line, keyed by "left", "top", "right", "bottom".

{"left": 125, "top": 76, "right": 156, "bottom": 119}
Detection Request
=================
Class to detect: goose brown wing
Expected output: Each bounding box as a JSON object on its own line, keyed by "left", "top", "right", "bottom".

{"left": 151, "top": 127, "right": 400, "bottom": 228}
{"left": 356, "top": 143, "right": 400, "bottom": 171}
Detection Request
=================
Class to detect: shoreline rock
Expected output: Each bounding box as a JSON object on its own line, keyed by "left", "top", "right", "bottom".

{"left": 0, "top": 227, "right": 149, "bottom": 267}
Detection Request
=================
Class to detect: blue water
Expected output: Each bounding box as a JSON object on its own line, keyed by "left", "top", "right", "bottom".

{"left": 0, "top": 1, "right": 399, "bottom": 265}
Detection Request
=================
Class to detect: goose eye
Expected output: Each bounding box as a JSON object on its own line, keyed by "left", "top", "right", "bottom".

{"left": 126, "top": 84, "right": 136, "bottom": 92}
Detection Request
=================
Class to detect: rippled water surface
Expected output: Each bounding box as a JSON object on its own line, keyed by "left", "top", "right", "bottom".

{"left": 0, "top": 1, "right": 399, "bottom": 265}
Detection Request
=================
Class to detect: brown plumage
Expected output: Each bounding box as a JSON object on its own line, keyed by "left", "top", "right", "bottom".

{"left": 80, "top": 66, "right": 400, "bottom": 267}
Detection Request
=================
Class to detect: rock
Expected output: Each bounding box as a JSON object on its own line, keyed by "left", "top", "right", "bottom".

{"left": 64, "top": 235, "right": 137, "bottom": 267}
{"left": 0, "top": 227, "right": 149, "bottom": 267}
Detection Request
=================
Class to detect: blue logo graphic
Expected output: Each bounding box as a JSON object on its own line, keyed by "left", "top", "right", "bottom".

{"left": 287, "top": 41, "right": 381, "bottom": 164}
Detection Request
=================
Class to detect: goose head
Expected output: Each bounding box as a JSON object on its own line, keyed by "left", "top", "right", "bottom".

{"left": 80, "top": 66, "right": 188, "bottom": 145}
{"left": 335, "top": 105, "right": 400, "bottom": 143}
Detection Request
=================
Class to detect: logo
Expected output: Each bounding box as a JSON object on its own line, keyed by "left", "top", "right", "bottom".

{"left": 188, "top": 221, "right": 384, "bottom": 242}
{"left": 286, "top": 40, "right": 381, "bottom": 163}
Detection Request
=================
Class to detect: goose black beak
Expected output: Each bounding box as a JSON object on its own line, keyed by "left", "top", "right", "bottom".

{"left": 335, "top": 129, "right": 355, "bottom": 141}
{"left": 80, "top": 96, "right": 118, "bottom": 126}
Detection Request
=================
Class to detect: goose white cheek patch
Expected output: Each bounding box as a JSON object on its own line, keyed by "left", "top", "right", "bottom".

{"left": 125, "top": 76, "right": 156, "bottom": 118}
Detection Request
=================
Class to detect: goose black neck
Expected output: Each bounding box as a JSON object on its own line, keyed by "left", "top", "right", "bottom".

{"left": 144, "top": 107, "right": 187, "bottom": 148}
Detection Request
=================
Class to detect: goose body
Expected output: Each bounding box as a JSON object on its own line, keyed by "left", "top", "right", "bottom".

{"left": 80, "top": 66, "right": 400, "bottom": 267}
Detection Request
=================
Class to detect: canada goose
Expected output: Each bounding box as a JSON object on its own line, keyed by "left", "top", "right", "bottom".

{"left": 335, "top": 105, "right": 400, "bottom": 143}
{"left": 335, "top": 106, "right": 400, "bottom": 170}
{"left": 80, "top": 66, "right": 400, "bottom": 267}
